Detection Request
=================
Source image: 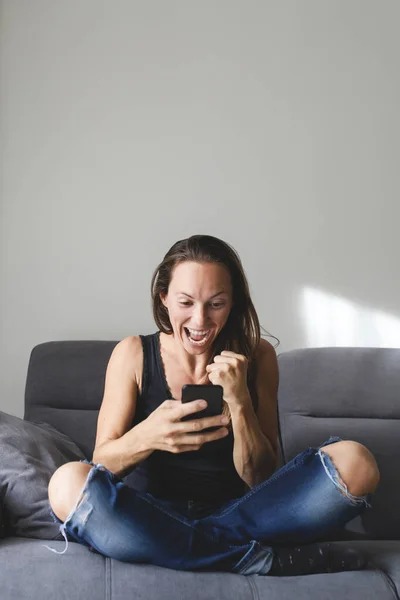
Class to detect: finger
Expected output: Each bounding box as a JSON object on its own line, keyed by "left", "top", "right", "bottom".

{"left": 161, "top": 399, "right": 180, "bottom": 409}
{"left": 177, "top": 428, "right": 229, "bottom": 446}
{"left": 220, "top": 351, "right": 241, "bottom": 357}
{"left": 206, "top": 363, "right": 222, "bottom": 371}
{"left": 212, "top": 355, "right": 237, "bottom": 364}
{"left": 175, "top": 399, "right": 208, "bottom": 420}
{"left": 176, "top": 414, "right": 229, "bottom": 434}
{"left": 171, "top": 445, "right": 200, "bottom": 453}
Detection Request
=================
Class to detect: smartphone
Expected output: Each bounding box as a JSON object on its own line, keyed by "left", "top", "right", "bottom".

{"left": 181, "top": 384, "right": 224, "bottom": 433}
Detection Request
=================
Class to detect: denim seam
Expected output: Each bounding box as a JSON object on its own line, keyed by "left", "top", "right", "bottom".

{"left": 210, "top": 448, "right": 315, "bottom": 520}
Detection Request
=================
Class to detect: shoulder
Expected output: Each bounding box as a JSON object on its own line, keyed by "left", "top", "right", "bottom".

{"left": 109, "top": 335, "right": 144, "bottom": 388}
{"left": 114, "top": 335, "right": 143, "bottom": 358}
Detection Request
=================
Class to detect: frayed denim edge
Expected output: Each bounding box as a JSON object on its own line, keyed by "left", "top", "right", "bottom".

{"left": 42, "top": 461, "right": 105, "bottom": 555}
{"left": 317, "top": 449, "right": 372, "bottom": 509}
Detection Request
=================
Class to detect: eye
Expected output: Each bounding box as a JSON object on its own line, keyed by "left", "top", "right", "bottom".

{"left": 179, "top": 301, "right": 192, "bottom": 306}
{"left": 211, "top": 303, "right": 225, "bottom": 309}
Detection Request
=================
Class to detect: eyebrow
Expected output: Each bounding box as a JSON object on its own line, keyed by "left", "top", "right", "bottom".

{"left": 177, "top": 292, "right": 228, "bottom": 299}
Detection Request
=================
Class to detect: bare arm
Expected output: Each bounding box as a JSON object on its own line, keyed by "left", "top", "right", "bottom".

{"left": 92, "top": 336, "right": 152, "bottom": 477}
{"left": 93, "top": 423, "right": 152, "bottom": 478}
{"left": 230, "top": 339, "right": 279, "bottom": 488}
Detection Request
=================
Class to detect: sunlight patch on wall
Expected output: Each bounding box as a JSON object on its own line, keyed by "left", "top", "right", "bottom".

{"left": 301, "top": 287, "right": 400, "bottom": 347}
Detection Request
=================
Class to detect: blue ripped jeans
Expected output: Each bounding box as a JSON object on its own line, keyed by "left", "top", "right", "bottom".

{"left": 43, "top": 436, "right": 372, "bottom": 575}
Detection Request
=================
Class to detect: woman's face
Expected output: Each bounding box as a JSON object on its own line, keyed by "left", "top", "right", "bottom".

{"left": 161, "top": 261, "right": 233, "bottom": 354}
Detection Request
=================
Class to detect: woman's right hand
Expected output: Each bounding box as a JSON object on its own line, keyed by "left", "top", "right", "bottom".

{"left": 140, "top": 399, "right": 230, "bottom": 453}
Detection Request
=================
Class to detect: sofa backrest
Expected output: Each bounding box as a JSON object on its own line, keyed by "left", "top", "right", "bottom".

{"left": 24, "top": 341, "right": 118, "bottom": 461}
{"left": 24, "top": 342, "right": 398, "bottom": 540}
{"left": 277, "top": 346, "right": 400, "bottom": 541}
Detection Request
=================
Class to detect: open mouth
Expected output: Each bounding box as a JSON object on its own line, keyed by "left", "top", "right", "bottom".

{"left": 184, "top": 328, "right": 212, "bottom": 346}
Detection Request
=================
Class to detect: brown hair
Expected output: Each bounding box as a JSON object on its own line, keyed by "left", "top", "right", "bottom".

{"left": 150, "top": 234, "right": 280, "bottom": 420}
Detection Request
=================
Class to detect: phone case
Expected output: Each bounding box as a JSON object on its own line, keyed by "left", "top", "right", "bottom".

{"left": 181, "top": 384, "right": 223, "bottom": 431}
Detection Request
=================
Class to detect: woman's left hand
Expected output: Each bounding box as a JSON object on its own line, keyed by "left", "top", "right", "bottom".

{"left": 206, "top": 351, "right": 250, "bottom": 408}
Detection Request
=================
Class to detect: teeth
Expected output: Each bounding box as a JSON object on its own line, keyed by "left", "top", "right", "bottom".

{"left": 185, "top": 328, "right": 211, "bottom": 345}
{"left": 187, "top": 328, "right": 209, "bottom": 335}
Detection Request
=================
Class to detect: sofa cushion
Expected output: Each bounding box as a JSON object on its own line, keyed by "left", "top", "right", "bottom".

{"left": 0, "top": 538, "right": 398, "bottom": 600}
{"left": 0, "top": 410, "right": 85, "bottom": 539}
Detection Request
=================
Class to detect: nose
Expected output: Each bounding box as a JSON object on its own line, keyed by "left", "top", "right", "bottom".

{"left": 192, "top": 304, "right": 208, "bottom": 328}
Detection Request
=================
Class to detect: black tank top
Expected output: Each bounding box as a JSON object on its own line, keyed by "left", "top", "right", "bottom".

{"left": 128, "top": 331, "right": 257, "bottom": 504}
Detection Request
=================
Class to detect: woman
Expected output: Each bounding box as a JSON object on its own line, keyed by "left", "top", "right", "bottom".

{"left": 44, "top": 234, "right": 379, "bottom": 576}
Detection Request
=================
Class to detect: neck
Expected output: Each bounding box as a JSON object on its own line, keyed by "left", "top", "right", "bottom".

{"left": 160, "top": 331, "right": 213, "bottom": 381}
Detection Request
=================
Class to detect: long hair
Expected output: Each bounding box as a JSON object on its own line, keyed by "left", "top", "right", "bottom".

{"left": 151, "top": 235, "right": 280, "bottom": 420}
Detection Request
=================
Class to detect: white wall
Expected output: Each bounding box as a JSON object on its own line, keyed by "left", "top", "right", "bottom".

{"left": 1, "top": 0, "right": 399, "bottom": 416}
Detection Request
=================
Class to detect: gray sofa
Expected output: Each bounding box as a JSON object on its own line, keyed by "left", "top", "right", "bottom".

{"left": 1, "top": 341, "right": 399, "bottom": 599}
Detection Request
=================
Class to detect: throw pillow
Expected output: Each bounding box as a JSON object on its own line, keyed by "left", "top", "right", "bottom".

{"left": 0, "top": 410, "right": 86, "bottom": 540}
